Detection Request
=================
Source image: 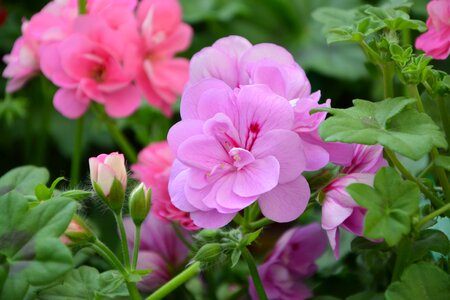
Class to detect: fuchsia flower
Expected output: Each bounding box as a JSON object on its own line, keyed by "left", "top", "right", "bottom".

{"left": 168, "top": 81, "right": 310, "bottom": 228}
{"left": 416, "top": 0, "right": 450, "bottom": 60}
{"left": 249, "top": 223, "right": 328, "bottom": 300}
{"left": 321, "top": 145, "right": 387, "bottom": 258}
{"left": 132, "top": 141, "right": 198, "bottom": 230}
{"left": 131, "top": 0, "right": 192, "bottom": 116}
{"left": 124, "top": 213, "right": 190, "bottom": 292}
{"left": 89, "top": 152, "right": 127, "bottom": 196}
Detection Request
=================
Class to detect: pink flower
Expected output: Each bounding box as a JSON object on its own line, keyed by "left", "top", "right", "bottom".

{"left": 124, "top": 213, "right": 190, "bottom": 292}
{"left": 130, "top": 0, "right": 192, "bottom": 116}
{"left": 89, "top": 152, "right": 127, "bottom": 196}
{"left": 321, "top": 145, "right": 387, "bottom": 258}
{"left": 416, "top": 0, "right": 450, "bottom": 60}
{"left": 40, "top": 15, "right": 141, "bottom": 118}
{"left": 169, "top": 81, "right": 310, "bottom": 228}
{"left": 132, "top": 141, "right": 198, "bottom": 230}
{"left": 249, "top": 223, "right": 328, "bottom": 300}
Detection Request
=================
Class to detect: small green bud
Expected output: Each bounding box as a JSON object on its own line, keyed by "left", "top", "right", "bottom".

{"left": 129, "top": 183, "right": 151, "bottom": 226}
{"left": 193, "top": 243, "right": 222, "bottom": 263}
{"left": 196, "top": 229, "right": 220, "bottom": 241}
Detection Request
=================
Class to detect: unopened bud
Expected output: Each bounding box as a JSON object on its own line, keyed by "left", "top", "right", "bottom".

{"left": 193, "top": 243, "right": 222, "bottom": 263}
{"left": 61, "top": 216, "right": 93, "bottom": 245}
{"left": 129, "top": 183, "right": 151, "bottom": 226}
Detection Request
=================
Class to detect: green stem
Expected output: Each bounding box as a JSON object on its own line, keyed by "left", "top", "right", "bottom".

{"left": 36, "top": 77, "right": 53, "bottom": 165}
{"left": 92, "top": 105, "right": 137, "bottom": 163}
{"left": 91, "top": 239, "right": 127, "bottom": 275}
{"left": 132, "top": 225, "right": 141, "bottom": 270}
{"left": 248, "top": 218, "right": 273, "bottom": 231}
{"left": 381, "top": 63, "right": 395, "bottom": 99}
{"left": 359, "top": 41, "right": 381, "bottom": 64}
{"left": 384, "top": 149, "right": 446, "bottom": 209}
{"left": 408, "top": 85, "right": 450, "bottom": 203}
{"left": 114, "top": 211, "right": 131, "bottom": 269}
{"left": 171, "top": 222, "right": 195, "bottom": 251}
{"left": 418, "top": 161, "right": 434, "bottom": 178}
{"left": 391, "top": 238, "right": 411, "bottom": 282}
{"left": 146, "top": 262, "right": 201, "bottom": 300}
{"left": 416, "top": 202, "right": 450, "bottom": 230}
{"left": 70, "top": 117, "right": 84, "bottom": 188}
{"left": 126, "top": 282, "right": 142, "bottom": 300}
{"left": 78, "top": 0, "right": 87, "bottom": 14}
{"left": 241, "top": 247, "right": 268, "bottom": 300}
{"left": 436, "top": 95, "right": 450, "bottom": 150}
{"left": 233, "top": 213, "right": 245, "bottom": 227}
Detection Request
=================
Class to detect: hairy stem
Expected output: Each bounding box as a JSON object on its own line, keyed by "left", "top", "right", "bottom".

{"left": 241, "top": 247, "right": 268, "bottom": 300}
{"left": 70, "top": 117, "right": 84, "bottom": 188}
{"left": 114, "top": 211, "right": 131, "bottom": 269}
{"left": 146, "top": 262, "right": 201, "bottom": 300}
{"left": 132, "top": 225, "right": 141, "bottom": 270}
{"left": 416, "top": 202, "right": 450, "bottom": 230}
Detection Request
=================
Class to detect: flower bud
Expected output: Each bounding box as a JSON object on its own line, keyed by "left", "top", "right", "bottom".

{"left": 61, "top": 216, "right": 93, "bottom": 245}
{"left": 193, "top": 243, "right": 223, "bottom": 264}
{"left": 89, "top": 152, "right": 127, "bottom": 212}
{"left": 129, "top": 183, "right": 151, "bottom": 226}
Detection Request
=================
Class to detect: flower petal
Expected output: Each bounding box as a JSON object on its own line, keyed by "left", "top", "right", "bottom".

{"left": 190, "top": 209, "right": 236, "bottom": 229}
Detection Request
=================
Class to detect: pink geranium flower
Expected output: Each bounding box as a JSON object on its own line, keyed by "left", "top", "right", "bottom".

{"left": 321, "top": 145, "right": 387, "bottom": 258}
{"left": 132, "top": 141, "right": 198, "bottom": 230}
{"left": 131, "top": 0, "right": 192, "bottom": 116}
{"left": 416, "top": 0, "right": 450, "bottom": 59}
{"left": 40, "top": 15, "right": 141, "bottom": 118}
{"left": 249, "top": 223, "right": 328, "bottom": 300}
{"left": 169, "top": 81, "right": 310, "bottom": 228}
{"left": 124, "top": 212, "right": 190, "bottom": 292}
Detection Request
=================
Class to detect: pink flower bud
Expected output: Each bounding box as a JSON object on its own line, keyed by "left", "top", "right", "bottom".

{"left": 89, "top": 152, "right": 127, "bottom": 196}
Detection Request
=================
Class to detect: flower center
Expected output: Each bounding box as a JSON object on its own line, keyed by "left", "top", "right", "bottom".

{"left": 229, "top": 148, "right": 255, "bottom": 170}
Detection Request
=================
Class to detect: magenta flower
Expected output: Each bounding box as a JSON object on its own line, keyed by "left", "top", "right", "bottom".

{"left": 416, "top": 0, "right": 450, "bottom": 60}
{"left": 40, "top": 15, "right": 141, "bottom": 118}
{"left": 249, "top": 223, "right": 328, "bottom": 300}
{"left": 130, "top": 0, "right": 192, "bottom": 116}
{"left": 169, "top": 81, "right": 310, "bottom": 228}
{"left": 132, "top": 141, "right": 198, "bottom": 230}
{"left": 123, "top": 213, "right": 190, "bottom": 292}
{"left": 321, "top": 145, "right": 387, "bottom": 257}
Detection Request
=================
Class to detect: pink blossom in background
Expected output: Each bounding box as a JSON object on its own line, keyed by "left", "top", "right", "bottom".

{"left": 169, "top": 81, "right": 310, "bottom": 228}
{"left": 249, "top": 223, "right": 328, "bottom": 300}
{"left": 89, "top": 152, "right": 127, "bottom": 196}
{"left": 416, "top": 0, "right": 450, "bottom": 59}
{"left": 321, "top": 145, "right": 387, "bottom": 258}
{"left": 40, "top": 15, "right": 141, "bottom": 118}
{"left": 132, "top": 141, "right": 198, "bottom": 230}
{"left": 131, "top": 0, "right": 192, "bottom": 116}
{"left": 124, "top": 213, "right": 190, "bottom": 292}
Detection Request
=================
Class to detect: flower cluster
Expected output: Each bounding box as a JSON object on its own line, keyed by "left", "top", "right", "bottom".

{"left": 416, "top": 0, "right": 450, "bottom": 60}
{"left": 132, "top": 141, "right": 198, "bottom": 230}
{"left": 3, "top": 0, "right": 192, "bottom": 118}
{"left": 249, "top": 223, "right": 328, "bottom": 300}
{"left": 168, "top": 36, "right": 359, "bottom": 229}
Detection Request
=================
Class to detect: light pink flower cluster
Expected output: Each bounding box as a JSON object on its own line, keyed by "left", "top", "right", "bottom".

{"left": 3, "top": 0, "right": 192, "bottom": 118}
{"left": 321, "top": 145, "right": 387, "bottom": 258}
{"left": 415, "top": 0, "right": 450, "bottom": 60}
{"left": 132, "top": 141, "right": 198, "bottom": 230}
{"left": 124, "top": 212, "right": 190, "bottom": 292}
{"left": 168, "top": 36, "right": 355, "bottom": 228}
{"left": 249, "top": 223, "right": 328, "bottom": 300}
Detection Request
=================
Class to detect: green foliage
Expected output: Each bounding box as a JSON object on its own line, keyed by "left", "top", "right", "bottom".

{"left": 0, "top": 192, "right": 77, "bottom": 298}
{"left": 347, "top": 167, "right": 420, "bottom": 246}
{"left": 36, "top": 266, "right": 128, "bottom": 299}
{"left": 316, "top": 97, "right": 448, "bottom": 160}
{"left": 0, "top": 166, "right": 49, "bottom": 197}
{"left": 385, "top": 263, "right": 450, "bottom": 300}
{"left": 435, "top": 155, "right": 450, "bottom": 171}
{"left": 410, "top": 229, "right": 450, "bottom": 262}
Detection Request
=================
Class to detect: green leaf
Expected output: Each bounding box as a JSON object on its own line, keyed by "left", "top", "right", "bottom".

{"left": 36, "top": 266, "right": 129, "bottom": 300}
{"left": 347, "top": 167, "right": 420, "bottom": 246}
{"left": 435, "top": 155, "right": 450, "bottom": 171}
{"left": 0, "top": 192, "right": 77, "bottom": 298}
{"left": 35, "top": 184, "right": 52, "bottom": 201}
{"left": 59, "top": 190, "right": 92, "bottom": 201}
{"left": 365, "top": 6, "right": 426, "bottom": 32}
{"left": 385, "top": 263, "right": 450, "bottom": 300}
{"left": 317, "top": 97, "right": 448, "bottom": 160}
{"left": 346, "top": 291, "right": 384, "bottom": 300}
{"left": 230, "top": 249, "right": 241, "bottom": 268}
{"left": 240, "top": 228, "right": 263, "bottom": 247}
{"left": 0, "top": 166, "right": 49, "bottom": 197}
{"left": 410, "top": 229, "right": 450, "bottom": 261}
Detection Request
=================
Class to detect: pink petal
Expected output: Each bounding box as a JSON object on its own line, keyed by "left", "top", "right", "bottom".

{"left": 152, "top": 23, "right": 192, "bottom": 55}
{"left": 252, "top": 129, "right": 305, "bottom": 183}
{"left": 167, "top": 119, "right": 204, "bottom": 155}
{"left": 301, "top": 139, "right": 330, "bottom": 171}
{"left": 53, "top": 88, "right": 90, "bottom": 119}
{"left": 321, "top": 198, "right": 353, "bottom": 230}
{"left": 258, "top": 175, "right": 310, "bottom": 222}
{"left": 190, "top": 209, "right": 236, "bottom": 229}
{"left": 212, "top": 35, "right": 252, "bottom": 62}
{"left": 326, "top": 227, "right": 341, "bottom": 258}
{"left": 234, "top": 156, "right": 280, "bottom": 197}
{"left": 169, "top": 168, "right": 198, "bottom": 212}
{"left": 104, "top": 85, "right": 141, "bottom": 118}
{"left": 39, "top": 43, "right": 77, "bottom": 88}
